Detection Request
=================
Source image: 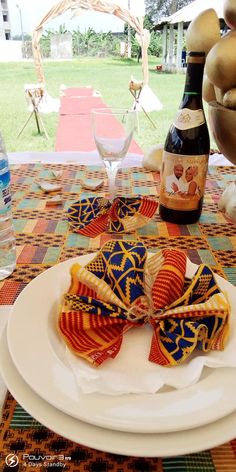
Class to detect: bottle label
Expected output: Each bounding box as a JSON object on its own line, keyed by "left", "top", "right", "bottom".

{"left": 173, "top": 109, "right": 205, "bottom": 130}
{"left": 0, "top": 169, "right": 12, "bottom": 215}
{"left": 159, "top": 151, "right": 209, "bottom": 211}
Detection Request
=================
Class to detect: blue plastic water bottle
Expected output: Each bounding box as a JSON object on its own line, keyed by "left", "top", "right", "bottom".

{"left": 0, "top": 133, "right": 16, "bottom": 280}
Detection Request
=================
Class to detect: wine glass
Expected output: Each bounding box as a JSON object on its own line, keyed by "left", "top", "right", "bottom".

{"left": 92, "top": 107, "right": 136, "bottom": 200}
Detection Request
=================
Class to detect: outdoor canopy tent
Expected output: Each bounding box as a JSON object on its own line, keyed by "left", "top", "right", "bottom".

{"left": 155, "top": 0, "right": 225, "bottom": 70}
{"left": 32, "top": 0, "right": 150, "bottom": 85}
{"left": 163, "top": 0, "right": 224, "bottom": 24}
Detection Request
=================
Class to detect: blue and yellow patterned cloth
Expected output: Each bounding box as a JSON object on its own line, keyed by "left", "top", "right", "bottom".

{"left": 68, "top": 196, "right": 158, "bottom": 236}
{"left": 59, "top": 241, "right": 230, "bottom": 367}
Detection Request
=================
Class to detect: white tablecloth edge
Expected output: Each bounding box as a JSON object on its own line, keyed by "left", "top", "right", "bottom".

{"left": 7, "top": 151, "right": 234, "bottom": 167}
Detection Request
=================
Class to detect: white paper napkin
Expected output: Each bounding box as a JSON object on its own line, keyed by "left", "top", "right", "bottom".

{"left": 64, "top": 314, "right": 236, "bottom": 395}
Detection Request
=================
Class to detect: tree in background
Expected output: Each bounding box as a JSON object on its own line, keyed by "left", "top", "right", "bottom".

{"left": 145, "top": 0, "right": 192, "bottom": 21}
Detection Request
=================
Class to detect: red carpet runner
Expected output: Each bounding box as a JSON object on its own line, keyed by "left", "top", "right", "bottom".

{"left": 55, "top": 86, "right": 143, "bottom": 154}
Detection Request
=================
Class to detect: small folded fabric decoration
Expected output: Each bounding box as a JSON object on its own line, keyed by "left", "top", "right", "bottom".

{"left": 58, "top": 241, "right": 230, "bottom": 367}
{"left": 68, "top": 196, "right": 158, "bottom": 237}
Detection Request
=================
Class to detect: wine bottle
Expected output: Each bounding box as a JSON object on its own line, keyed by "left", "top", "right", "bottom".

{"left": 159, "top": 51, "right": 210, "bottom": 224}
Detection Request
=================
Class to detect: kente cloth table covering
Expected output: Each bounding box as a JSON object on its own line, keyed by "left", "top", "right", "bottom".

{"left": 1, "top": 161, "right": 236, "bottom": 470}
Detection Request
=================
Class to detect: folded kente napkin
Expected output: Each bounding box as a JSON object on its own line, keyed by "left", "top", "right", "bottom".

{"left": 68, "top": 196, "right": 158, "bottom": 236}
{"left": 58, "top": 241, "right": 230, "bottom": 370}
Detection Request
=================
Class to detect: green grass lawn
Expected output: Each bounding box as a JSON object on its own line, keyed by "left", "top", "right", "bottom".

{"left": 0, "top": 56, "right": 214, "bottom": 154}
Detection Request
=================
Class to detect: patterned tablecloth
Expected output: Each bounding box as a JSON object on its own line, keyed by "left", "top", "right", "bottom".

{"left": 1, "top": 162, "right": 236, "bottom": 471}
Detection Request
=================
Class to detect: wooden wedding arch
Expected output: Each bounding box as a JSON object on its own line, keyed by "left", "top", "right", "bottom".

{"left": 32, "top": 0, "right": 150, "bottom": 85}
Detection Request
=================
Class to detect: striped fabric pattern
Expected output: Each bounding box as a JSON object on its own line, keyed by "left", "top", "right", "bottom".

{"left": 68, "top": 196, "right": 158, "bottom": 236}
{"left": 10, "top": 404, "right": 42, "bottom": 429}
{"left": 2, "top": 162, "right": 236, "bottom": 465}
{"left": 58, "top": 241, "right": 230, "bottom": 367}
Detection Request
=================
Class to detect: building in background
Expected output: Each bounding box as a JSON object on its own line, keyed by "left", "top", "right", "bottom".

{"left": 0, "top": 0, "right": 11, "bottom": 39}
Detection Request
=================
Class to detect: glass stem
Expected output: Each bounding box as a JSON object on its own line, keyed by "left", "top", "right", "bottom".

{"left": 104, "top": 160, "right": 120, "bottom": 201}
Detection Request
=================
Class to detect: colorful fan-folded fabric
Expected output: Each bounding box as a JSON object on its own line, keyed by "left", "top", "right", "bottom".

{"left": 68, "top": 196, "right": 158, "bottom": 236}
{"left": 58, "top": 241, "right": 230, "bottom": 367}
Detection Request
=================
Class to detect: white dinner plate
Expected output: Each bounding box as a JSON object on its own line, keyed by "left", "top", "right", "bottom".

{"left": 7, "top": 253, "right": 236, "bottom": 434}
{"left": 1, "top": 329, "right": 236, "bottom": 458}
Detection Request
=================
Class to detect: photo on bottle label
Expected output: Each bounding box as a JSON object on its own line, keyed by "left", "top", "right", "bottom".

{"left": 160, "top": 152, "right": 208, "bottom": 211}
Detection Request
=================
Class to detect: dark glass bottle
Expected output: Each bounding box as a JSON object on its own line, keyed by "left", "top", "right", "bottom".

{"left": 159, "top": 52, "right": 210, "bottom": 224}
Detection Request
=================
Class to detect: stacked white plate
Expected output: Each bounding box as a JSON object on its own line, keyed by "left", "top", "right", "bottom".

{"left": 1, "top": 254, "right": 236, "bottom": 457}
